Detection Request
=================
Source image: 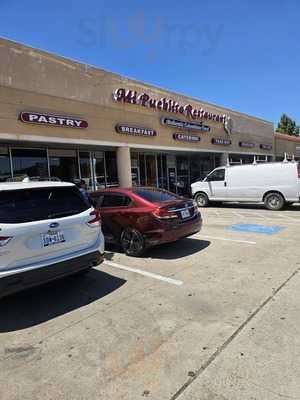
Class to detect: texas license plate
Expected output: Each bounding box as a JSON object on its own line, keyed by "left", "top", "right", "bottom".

{"left": 181, "top": 209, "right": 190, "bottom": 219}
{"left": 42, "top": 231, "right": 65, "bottom": 247}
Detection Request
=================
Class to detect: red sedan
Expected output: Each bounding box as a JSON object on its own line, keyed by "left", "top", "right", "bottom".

{"left": 90, "top": 187, "right": 202, "bottom": 257}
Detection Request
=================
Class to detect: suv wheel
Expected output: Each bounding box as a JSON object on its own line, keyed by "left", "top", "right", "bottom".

{"left": 264, "top": 192, "right": 285, "bottom": 211}
{"left": 120, "top": 228, "right": 145, "bottom": 257}
{"left": 195, "top": 193, "right": 209, "bottom": 207}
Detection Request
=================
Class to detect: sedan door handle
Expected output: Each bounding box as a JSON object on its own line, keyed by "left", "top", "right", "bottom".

{"left": 224, "top": 181, "right": 227, "bottom": 187}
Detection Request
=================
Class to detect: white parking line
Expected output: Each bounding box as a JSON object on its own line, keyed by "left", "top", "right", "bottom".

{"left": 196, "top": 235, "right": 256, "bottom": 245}
{"left": 104, "top": 261, "right": 184, "bottom": 286}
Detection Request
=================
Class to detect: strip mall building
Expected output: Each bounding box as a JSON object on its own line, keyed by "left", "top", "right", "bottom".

{"left": 0, "top": 38, "right": 298, "bottom": 194}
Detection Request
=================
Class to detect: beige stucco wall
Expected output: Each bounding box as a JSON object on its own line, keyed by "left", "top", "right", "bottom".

{"left": 275, "top": 134, "right": 300, "bottom": 158}
{"left": 0, "top": 38, "right": 274, "bottom": 155}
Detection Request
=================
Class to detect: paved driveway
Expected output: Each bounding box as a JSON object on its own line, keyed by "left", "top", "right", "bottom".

{"left": 1, "top": 204, "right": 300, "bottom": 400}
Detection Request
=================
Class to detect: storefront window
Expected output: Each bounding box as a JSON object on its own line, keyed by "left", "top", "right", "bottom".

{"left": 145, "top": 154, "right": 157, "bottom": 187}
{"left": 131, "top": 153, "right": 140, "bottom": 186}
{"left": 176, "top": 156, "right": 190, "bottom": 195}
{"left": 49, "top": 149, "right": 79, "bottom": 183}
{"left": 94, "top": 151, "right": 106, "bottom": 188}
{"left": 139, "top": 154, "right": 146, "bottom": 186}
{"left": 157, "top": 154, "right": 167, "bottom": 189}
{"left": 12, "top": 148, "right": 48, "bottom": 179}
{"left": 79, "top": 151, "right": 92, "bottom": 188}
{"left": 105, "top": 151, "right": 118, "bottom": 187}
{"left": 0, "top": 146, "right": 11, "bottom": 182}
{"left": 229, "top": 154, "right": 254, "bottom": 165}
{"left": 190, "top": 154, "right": 214, "bottom": 183}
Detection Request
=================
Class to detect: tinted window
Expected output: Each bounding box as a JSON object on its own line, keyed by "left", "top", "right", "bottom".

{"left": 0, "top": 186, "right": 90, "bottom": 224}
{"left": 12, "top": 148, "right": 48, "bottom": 178}
{"left": 206, "top": 169, "right": 225, "bottom": 182}
{"left": 134, "top": 189, "right": 179, "bottom": 203}
{"left": 92, "top": 193, "right": 131, "bottom": 208}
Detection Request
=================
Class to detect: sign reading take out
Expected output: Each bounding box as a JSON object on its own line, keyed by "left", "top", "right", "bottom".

{"left": 20, "top": 112, "right": 88, "bottom": 128}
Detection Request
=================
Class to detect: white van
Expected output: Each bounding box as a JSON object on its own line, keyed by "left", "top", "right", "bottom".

{"left": 191, "top": 162, "right": 300, "bottom": 210}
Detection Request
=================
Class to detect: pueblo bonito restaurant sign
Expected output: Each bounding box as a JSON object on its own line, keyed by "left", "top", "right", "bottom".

{"left": 115, "top": 124, "right": 157, "bottom": 137}
{"left": 113, "top": 88, "right": 232, "bottom": 133}
{"left": 20, "top": 112, "right": 88, "bottom": 128}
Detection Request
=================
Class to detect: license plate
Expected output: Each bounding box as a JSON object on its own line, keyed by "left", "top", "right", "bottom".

{"left": 181, "top": 209, "right": 190, "bottom": 219}
{"left": 42, "top": 231, "right": 65, "bottom": 247}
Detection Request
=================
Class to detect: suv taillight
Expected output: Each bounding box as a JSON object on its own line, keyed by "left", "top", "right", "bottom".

{"left": 87, "top": 210, "right": 101, "bottom": 227}
{"left": 0, "top": 236, "right": 12, "bottom": 247}
{"left": 152, "top": 208, "right": 178, "bottom": 220}
{"left": 298, "top": 164, "right": 300, "bottom": 178}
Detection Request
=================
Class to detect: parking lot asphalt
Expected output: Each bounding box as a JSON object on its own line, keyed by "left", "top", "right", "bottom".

{"left": 1, "top": 204, "right": 300, "bottom": 400}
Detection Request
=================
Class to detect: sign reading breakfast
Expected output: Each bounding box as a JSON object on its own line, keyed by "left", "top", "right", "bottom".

{"left": 20, "top": 112, "right": 88, "bottom": 128}
{"left": 115, "top": 124, "right": 157, "bottom": 137}
{"left": 113, "top": 88, "right": 232, "bottom": 133}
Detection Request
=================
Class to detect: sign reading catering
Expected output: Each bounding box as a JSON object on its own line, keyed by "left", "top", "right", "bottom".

{"left": 20, "top": 112, "right": 88, "bottom": 128}
{"left": 113, "top": 88, "right": 232, "bottom": 132}
{"left": 115, "top": 124, "right": 157, "bottom": 137}
{"left": 173, "top": 133, "right": 201, "bottom": 142}
{"left": 162, "top": 117, "right": 210, "bottom": 132}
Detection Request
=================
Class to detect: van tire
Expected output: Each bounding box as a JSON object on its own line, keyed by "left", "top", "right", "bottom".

{"left": 264, "top": 192, "right": 285, "bottom": 211}
{"left": 194, "top": 192, "right": 209, "bottom": 207}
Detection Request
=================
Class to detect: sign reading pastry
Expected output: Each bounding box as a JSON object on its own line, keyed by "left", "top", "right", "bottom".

{"left": 113, "top": 88, "right": 232, "bottom": 131}
{"left": 115, "top": 124, "right": 157, "bottom": 137}
{"left": 211, "top": 138, "right": 231, "bottom": 145}
{"left": 260, "top": 144, "right": 273, "bottom": 150}
{"left": 173, "top": 133, "right": 201, "bottom": 142}
{"left": 20, "top": 112, "right": 88, "bottom": 128}
{"left": 162, "top": 117, "right": 210, "bottom": 132}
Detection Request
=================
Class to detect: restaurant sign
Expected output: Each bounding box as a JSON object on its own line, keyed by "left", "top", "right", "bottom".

{"left": 211, "top": 138, "right": 231, "bottom": 146}
{"left": 20, "top": 112, "right": 88, "bottom": 128}
{"left": 162, "top": 117, "right": 210, "bottom": 132}
{"left": 239, "top": 141, "right": 255, "bottom": 148}
{"left": 115, "top": 124, "right": 157, "bottom": 137}
{"left": 260, "top": 144, "right": 273, "bottom": 150}
{"left": 173, "top": 133, "right": 201, "bottom": 142}
{"left": 113, "top": 88, "right": 232, "bottom": 132}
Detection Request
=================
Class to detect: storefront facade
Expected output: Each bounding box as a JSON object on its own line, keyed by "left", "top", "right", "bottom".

{"left": 0, "top": 38, "right": 276, "bottom": 194}
{"left": 274, "top": 133, "right": 300, "bottom": 161}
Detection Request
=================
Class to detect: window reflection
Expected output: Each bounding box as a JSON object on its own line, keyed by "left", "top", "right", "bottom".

{"left": 49, "top": 149, "right": 79, "bottom": 183}
{"left": 94, "top": 151, "right": 106, "bottom": 188}
{"left": 12, "top": 148, "right": 48, "bottom": 178}
{"left": 105, "top": 151, "right": 118, "bottom": 187}
{"left": 0, "top": 147, "right": 11, "bottom": 182}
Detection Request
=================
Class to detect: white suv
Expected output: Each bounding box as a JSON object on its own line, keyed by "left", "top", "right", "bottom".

{"left": 0, "top": 181, "right": 105, "bottom": 297}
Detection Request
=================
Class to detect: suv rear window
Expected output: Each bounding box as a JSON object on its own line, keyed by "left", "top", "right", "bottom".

{"left": 0, "top": 186, "right": 90, "bottom": 224}
{"left": 134, "top": 189, "right": 179, "bottom": 203}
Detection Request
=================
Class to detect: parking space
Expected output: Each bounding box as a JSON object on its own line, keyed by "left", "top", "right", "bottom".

{"left": 1, "top": 204, "right": 300, "bottom": 400}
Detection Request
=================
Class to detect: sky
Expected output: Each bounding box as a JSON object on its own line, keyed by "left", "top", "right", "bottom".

{"left": 1, "top": 0, "right": 300, "bottom": 125}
